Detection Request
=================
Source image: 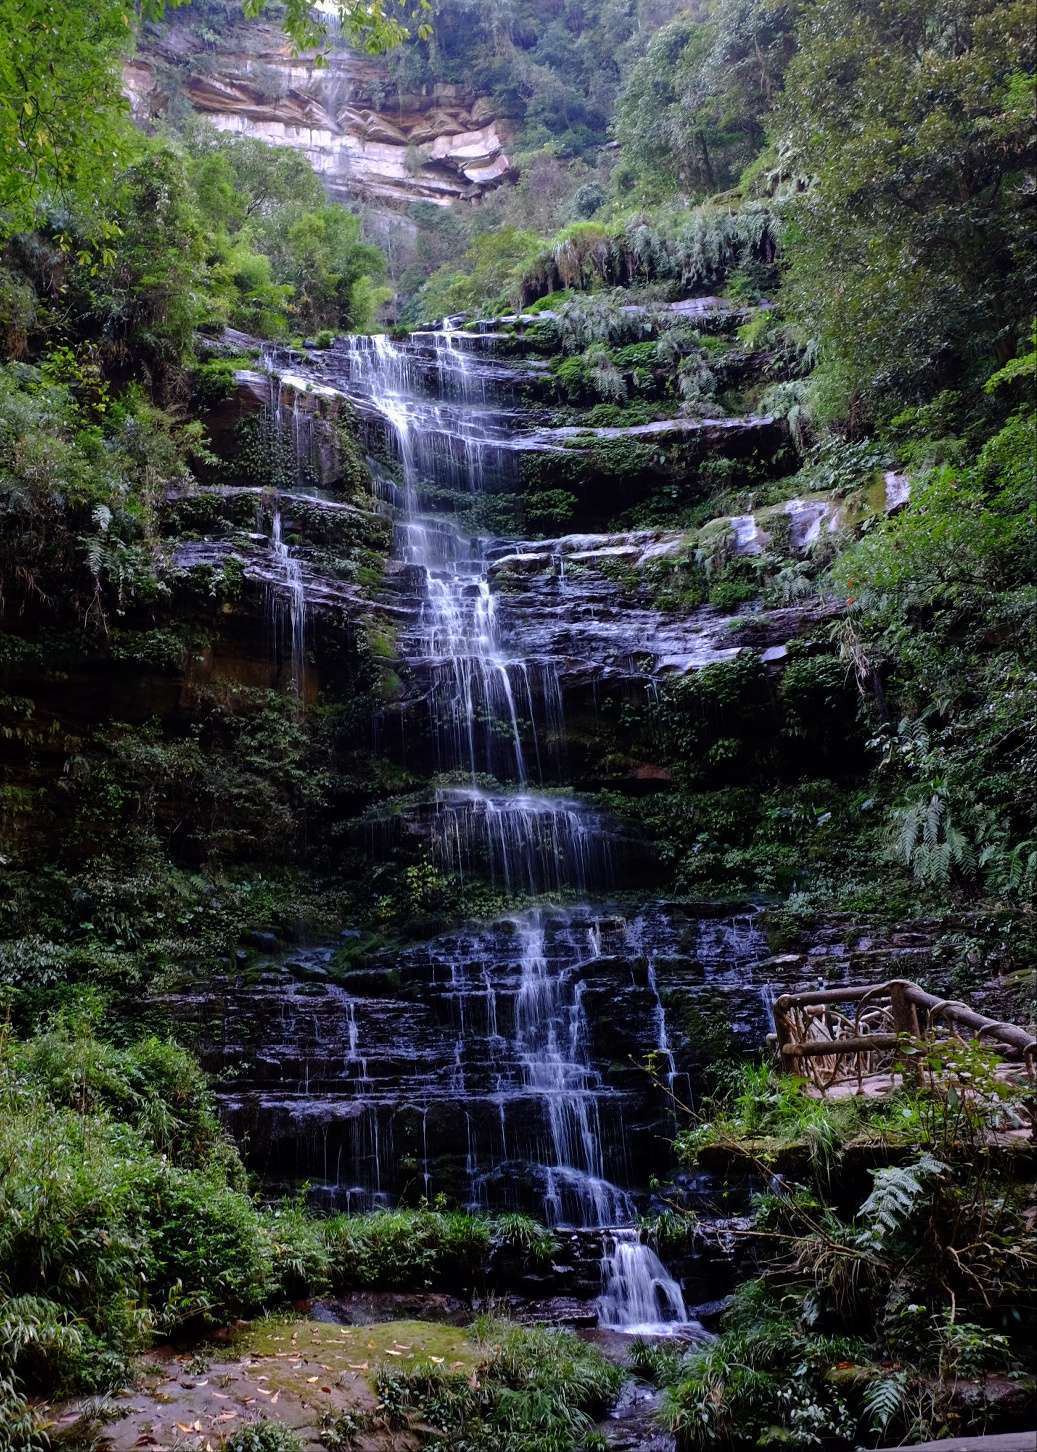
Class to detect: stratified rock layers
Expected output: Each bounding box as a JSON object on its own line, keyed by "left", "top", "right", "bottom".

{"left": 126, "top": 19, "right": 513, "bottom": 207}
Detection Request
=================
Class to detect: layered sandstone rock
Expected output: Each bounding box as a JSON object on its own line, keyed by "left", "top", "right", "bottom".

{"left": 125, "top": 17, "right": 514, "bottom": 207}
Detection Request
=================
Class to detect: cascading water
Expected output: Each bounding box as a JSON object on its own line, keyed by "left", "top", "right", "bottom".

{"left": 269, "top": 509, "right": 306, "bottom": 694}
{"left": 258, "top": 324, "right": 710, "bottom": 1333}
{"left": 597, "top": 1229, "right": 691, "bottom": 1336}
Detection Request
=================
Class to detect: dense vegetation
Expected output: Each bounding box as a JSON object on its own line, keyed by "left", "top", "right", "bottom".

{"left": 0, "top": 0, "right": 1034, "bottom": 1447}
{"left": 631, "top": 1045, "right": 1037, "bottom": 1448}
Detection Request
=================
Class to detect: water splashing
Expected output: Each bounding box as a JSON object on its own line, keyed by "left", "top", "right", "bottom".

{"left": 597, "top": 1229, "right": 692, "bottom": 1336}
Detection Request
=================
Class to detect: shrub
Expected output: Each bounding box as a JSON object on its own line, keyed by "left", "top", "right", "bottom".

{"left": 707, "top": 579, "right": 757, "bottom": 611}
{"left": 10, "top": 1023, "right": 236, "bottom": 1172}
{"left": 222, "top": 1422, "right": 303, "bottom": 1452}
{"left": 376, "top": 1320, "right": 621, "bottom": 1452}
{"left": 490, "top": 1213, "right": 558, "bottom": 1266}
{"left": 324, "top": 1208, "right": 491, "bottom": 1291}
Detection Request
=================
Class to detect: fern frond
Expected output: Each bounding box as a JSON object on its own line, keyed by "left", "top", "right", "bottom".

{"left": 860, "top": 1155, "right": 947, "bottom": 1240}
{"left": 862, "top": 1371, "right": 907, "bottom": 1432}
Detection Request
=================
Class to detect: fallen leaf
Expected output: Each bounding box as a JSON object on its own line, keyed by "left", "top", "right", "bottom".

{"left": 270, "top": 1392, "right": 279, "bottom": 1404}
{"left": 307, "top": 1376, "right": 319, "bottom": 1383}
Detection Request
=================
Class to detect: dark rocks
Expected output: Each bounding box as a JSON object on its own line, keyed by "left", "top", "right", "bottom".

{"left": 311, "top": 1292, "right": 470, "bottom": 1326}
{"left": 512, "top": 1296, "right": 600, "bottom": 1329}
{"left": 244, "top": 929, "right": 281, "bottom": 952}
{"left": 685, "top": 1295, "right": 733, "bottom": 1330}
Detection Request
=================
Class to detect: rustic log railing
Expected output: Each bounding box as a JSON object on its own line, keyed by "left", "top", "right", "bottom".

{"left": 772, "top": 979, "right": 1037, "bottom": 1118}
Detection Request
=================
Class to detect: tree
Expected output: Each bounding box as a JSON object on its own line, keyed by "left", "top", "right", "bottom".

{"left": 777, "top": 0, "right": 1036, "bottom": 426}
{"left": 616, "top": 2, "right": 799, "bottom": 199}
{"left": 0, "top": 0, "right": 136, "bottom": 235}
{"left": 258, "top": 205, "right": 388, "bottom": 332}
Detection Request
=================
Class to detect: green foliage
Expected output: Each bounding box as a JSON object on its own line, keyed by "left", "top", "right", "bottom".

{"left": 375, "top": 1319, "right": 621, "bottom": 1452}
{"left": 662, "top": 1324, "right": 860, "bottom": 1449}
{"left": 778, "top": 0, "right": 1035, "bottom": 425}
{"left": 521, "top": 204, "right": 781, "bottom": 307}
{"left": 417, "top": 228, "right": 542, "bottom": 321}
{"left": 0, "top": 363, "right": 185, "bottom": 620}
{"left": 490, "top": 1213, "right": 558, "bottom": 1267}
{"left": 0, "top": 0, "right": 134, "bottom": 236}
{"left": 616, "top": 3, "right": 798, "bottom": 199}
{"left": 8, "top": 1019, "right": 235, "bottom": 1170}
{"left": 324, "top": 1208, "right": 492, "bottom": 1292}
{"left": 187, "top": 130, "right": 388, "bottom": 334}
{"left": 221, "top": 1421, "right": 303, "bottom": 1452}
{"left": 831, "top": 384, "right": 1037, "bottom": 899}
{"left": 0, "top": 1024, "right": 271, "bottom": 1409}
{"left": 858, "top": 1154, "right": 948, "bottom": 1244}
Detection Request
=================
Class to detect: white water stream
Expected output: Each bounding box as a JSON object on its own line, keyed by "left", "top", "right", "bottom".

{"left": 266, "top": 326, "right": 692, "bottom": 1333}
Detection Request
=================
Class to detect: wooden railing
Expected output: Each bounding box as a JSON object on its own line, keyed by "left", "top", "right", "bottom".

{"left": 771, "top": 978, "right": 1037, "bottom": 1109}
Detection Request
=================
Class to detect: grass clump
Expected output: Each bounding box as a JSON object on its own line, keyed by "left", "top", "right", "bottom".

{"left": 323, "top": 1208, "right": 556, "bottom": 1291}
{"left": 325, "top": 1208, "right": 492, "bottom": 1291}
{"left": 375, "top": 1319, "right": 620, "bottom": 1452}
{"left": 223, "top": 1421, "right": 303, "bottom": 1452}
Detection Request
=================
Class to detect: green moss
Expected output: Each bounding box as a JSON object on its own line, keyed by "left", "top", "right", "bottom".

{"left": 240, "top": 1316, "right": 480, "bottom": 1374}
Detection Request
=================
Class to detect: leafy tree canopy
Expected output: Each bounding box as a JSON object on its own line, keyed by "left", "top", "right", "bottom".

{"left": 777, "top": 0, "right": 1036, "bottom": 424}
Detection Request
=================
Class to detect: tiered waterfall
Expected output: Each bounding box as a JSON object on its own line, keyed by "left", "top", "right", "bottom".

{"left": 189, "top": 321, "right": 788, "bottom": 1335}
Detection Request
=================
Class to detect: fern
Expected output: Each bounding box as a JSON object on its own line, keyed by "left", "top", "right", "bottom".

{"left": 889, "top": 792, "right": 976, "bottom": 885}
{"left": 760, "top": 379, "right": 813, "bottom": 450}
{"left": 862, "top": 1371, "right": 907, "bottom": 1433}
{"left": 583, "top": 345, "right": 627, "bottom": 402}
{"left": 859, "top": 1154, "right": 947, "bottom": 1241}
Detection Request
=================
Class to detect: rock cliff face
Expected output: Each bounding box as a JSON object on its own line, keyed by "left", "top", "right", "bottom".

{"left": 126, "top": 16, "right": 514, "bottom": 207}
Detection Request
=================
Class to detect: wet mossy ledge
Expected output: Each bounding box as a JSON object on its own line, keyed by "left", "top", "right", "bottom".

{"left": 52, "top": 1316, "right": 621, "bottom": 1452}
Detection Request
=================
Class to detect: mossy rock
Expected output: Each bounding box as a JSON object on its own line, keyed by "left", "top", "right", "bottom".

{"left": 62, "top": 1318, "right": 481, "bottom": 1450}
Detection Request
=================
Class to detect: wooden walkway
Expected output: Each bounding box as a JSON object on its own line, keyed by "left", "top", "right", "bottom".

{"left": 875, "top": 1435, "right": 1036, "bottom": 1451}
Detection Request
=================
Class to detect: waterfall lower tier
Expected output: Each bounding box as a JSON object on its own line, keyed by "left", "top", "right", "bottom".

{"left": 598, "top": 1230, "right": 694, "bottom": 1335}
{"left": 175, "top": 905, "right": 777, "bottom": 1223}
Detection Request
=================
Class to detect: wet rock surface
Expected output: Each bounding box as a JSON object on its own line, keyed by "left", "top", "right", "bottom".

{"left": 169, "top": 903, "right": 779, "bottom": 1217}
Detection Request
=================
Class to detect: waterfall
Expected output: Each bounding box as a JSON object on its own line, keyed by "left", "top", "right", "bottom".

{"left": 511, "top": 913, "right": 632, "bottom": 1228}
{"left": 597, "top": 1229, "right": 690, "bottom": 1335}
{"left": 259, "top": 326, "right": 695, "bottom": 1331}
{"left": 429, "top": 786, "right": 614, "bottom": 896}
{"left": 269, "top": 509, "right": 306, "bottom": 694}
